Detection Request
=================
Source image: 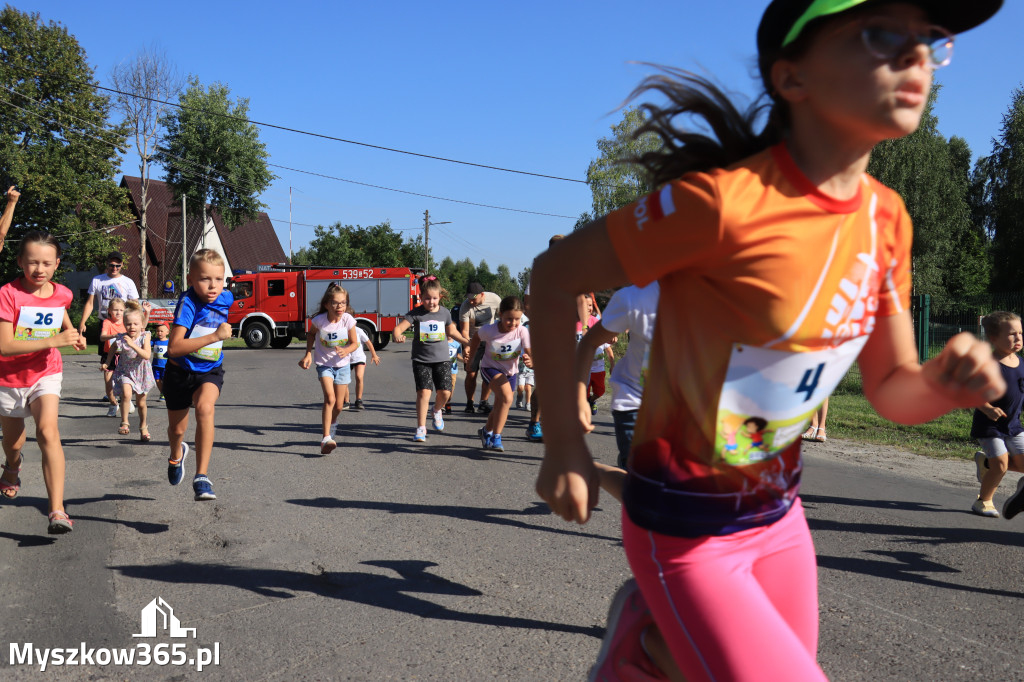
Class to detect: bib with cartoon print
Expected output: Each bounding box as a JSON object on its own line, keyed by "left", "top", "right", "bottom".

{"left": 15, "top": 306, "right": 63, "bottom": 341}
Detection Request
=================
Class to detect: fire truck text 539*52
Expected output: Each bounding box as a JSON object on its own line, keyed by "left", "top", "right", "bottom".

{"left": 227, "top": 265, "right": 425, "bottom": 349}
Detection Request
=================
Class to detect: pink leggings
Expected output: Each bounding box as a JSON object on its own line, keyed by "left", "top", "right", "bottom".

{"left": 622, "top": 499, "right": 827, "bottom": 682}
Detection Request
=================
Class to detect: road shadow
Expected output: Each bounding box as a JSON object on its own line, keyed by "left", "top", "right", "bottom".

{"left": 286, "top": 497, "right": 621, "bottom": 544}
{"left": 804, "top": 494, "right": 1024, "bottom": 599}
{"left": 111, "top": 558, "right": 602, "bottom": 638}
{"left": 0, "top": 493, "right": 167, "bottom": 539}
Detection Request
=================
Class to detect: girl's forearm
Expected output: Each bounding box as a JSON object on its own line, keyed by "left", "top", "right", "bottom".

{"left": 865, "top": 363, "right": 962, "bottom": 424}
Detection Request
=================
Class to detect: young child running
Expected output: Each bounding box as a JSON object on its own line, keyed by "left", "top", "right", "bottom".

{"left": 469, "top": 296, "right": 532, "bottom": 452}
{"left": 516, "top": 353, "right": 534, "bottom": 410}
{"left": 970, "top": 311, "right": 1024, "bottom": 518}
{"left": 152, "top": 322, "right": 169, "bottom": 400}
{"left": 348, "top": 325, "right": 381, "bottom": 410}
{"left": 100, "top": 299, "right": 129, "bottom": 417}
{"left": 392, "top": 276, "right": 470, "bottom": 442}
{"left": 0, "top": 231, "right": 86, "bottom": 533}
{"left": 575, "top": 282, "right": 659, "bottom": 469}
{"left": 104, "top": 300, "right": 156, "bottom": 440}
{"left": 165, "top": 249, "right": 234, "bottom": 501}
{"left": 531, "top": 2, "right": 1004, "bottom": 680}
{"left": 445, "top": 336, "right": 461, "bottom": 414}
{"left": 298, "top": 283, "right": 359, "bottom": 454}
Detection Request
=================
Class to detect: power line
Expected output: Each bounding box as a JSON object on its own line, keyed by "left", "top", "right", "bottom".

{"left": 4, "top": 61, "right": 591, "bottom": 184}
{"left": 1, "top": 83, "right": 578, "bottom": 221}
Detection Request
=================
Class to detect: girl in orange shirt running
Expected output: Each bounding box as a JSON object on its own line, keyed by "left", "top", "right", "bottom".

{"left": 531, "top": 2, "right": 1004, "bottom": 681}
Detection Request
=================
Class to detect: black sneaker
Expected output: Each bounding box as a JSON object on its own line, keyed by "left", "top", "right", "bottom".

{"left": 477, "top": 402, "right": 492, "bottom": 414}
{"left": 464, "top": 402, "right": 477, "bottom": 414}
{"left": 1003, "top": 478, "right": 1024, "bottom": 520}
{"left": 353, "top": 399, "right": 365, "bottom": 410}
{"left": 444, "top": 404, "right": 452, "bottom": 415}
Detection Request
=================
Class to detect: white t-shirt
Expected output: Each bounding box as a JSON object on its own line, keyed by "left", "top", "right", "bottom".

{"left": 311, "top": 312, "right": 356, "bottom": 368}
{"left": 350, "top": 327, "right": 370, "bottom": 364}
{"left": 600, "top": 282, "right": 659, "bottom": 412}
{"left": 88, "top": 274, "right": 139, "bottom": 319}
{"left": 591, "top": 343, "right": 611, "bottom": 373}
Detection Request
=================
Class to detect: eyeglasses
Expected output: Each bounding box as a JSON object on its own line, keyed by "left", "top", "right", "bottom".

{"left": 107, "top": 263, "right": 122, "bottom": 269}
{"left": 861, "top": 19, "right": 954, "bottom": 68}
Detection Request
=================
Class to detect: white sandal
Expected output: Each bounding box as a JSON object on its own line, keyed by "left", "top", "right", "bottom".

{"left": 802, "top": 426, "right": 817, "bottom": 441}
{"left": 814, "top": 427, "right": 827, "bottom": 443}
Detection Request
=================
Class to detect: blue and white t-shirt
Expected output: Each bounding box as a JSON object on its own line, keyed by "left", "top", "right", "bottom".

{"left": 170, "top": 289, "right": 233, "bottom": 373}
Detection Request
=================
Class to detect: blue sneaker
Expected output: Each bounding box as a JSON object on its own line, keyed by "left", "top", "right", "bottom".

{"left": 168, "top": 443, "right": 188, "bottom": 486}
{"left": 491, "top": 433, "right": 504, "bottom": 452}
{"left": 192, "top": 475, "right": 216, "bottom": 501}
{"left": 413, "top": 426, "right": 427, "bottom": 442}
{"left": 433, "top": 410, "right": 445, "bottom": 432}
{"left": 526, "top": 422, "right": 543, "bottom": 442}
{"left": 478, "top": 427, "right": 490, "bottom": 448}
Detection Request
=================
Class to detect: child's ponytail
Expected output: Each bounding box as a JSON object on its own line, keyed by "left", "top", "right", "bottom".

{"left": 418, "top": 275, "right": 447, "bottom": 303}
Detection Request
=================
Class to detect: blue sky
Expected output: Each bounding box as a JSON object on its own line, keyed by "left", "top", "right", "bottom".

{"left": 11, "top": 1, "right": 1023, "bottom": 275}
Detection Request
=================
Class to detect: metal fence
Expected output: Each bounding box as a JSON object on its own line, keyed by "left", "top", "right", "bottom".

{"left": 912, "top": 292, "right": 1024, "bottom": 360}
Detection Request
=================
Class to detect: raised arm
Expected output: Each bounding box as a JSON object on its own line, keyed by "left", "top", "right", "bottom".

{"left": 859, "top": 310, "right": 1003, "bottom": 423}
{"left": 532, "top": 217, "right": 629, "bottom": 523}
{"left": 0, "top": 186, "right": 20, "bottom": 252}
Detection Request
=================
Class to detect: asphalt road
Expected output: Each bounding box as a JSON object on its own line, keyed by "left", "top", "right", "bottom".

{"left": 0, "top": 343, "right": 1021, "bottom": 680}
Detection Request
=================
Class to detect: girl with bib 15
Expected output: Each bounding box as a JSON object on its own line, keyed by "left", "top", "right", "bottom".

{"left": 530, "top": 1, "right": 1004, "bottom": 680}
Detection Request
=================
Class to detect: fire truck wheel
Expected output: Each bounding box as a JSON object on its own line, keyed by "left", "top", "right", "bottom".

{"left": 375, "top": 333, "right": 390, "bottom": 350}
{"left": 242, "top": 321, "right": 272, "bottom": 349}
{"left": 270, "top": 335, "right": 292, "bottom": 349}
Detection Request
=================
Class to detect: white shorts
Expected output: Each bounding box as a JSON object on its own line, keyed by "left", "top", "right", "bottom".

{"left": 519, "top": 371, "right": 535, "bottom": 387}
{"left": 0, "top": 373, "right": 63, "bottom": 419}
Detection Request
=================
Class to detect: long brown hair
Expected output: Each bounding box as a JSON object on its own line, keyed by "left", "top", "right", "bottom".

{"left": 622, "top": 26, "right": 817, "bottom": 187}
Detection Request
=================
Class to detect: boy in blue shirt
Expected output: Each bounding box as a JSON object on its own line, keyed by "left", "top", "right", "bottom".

{"left": 164, "top": 249, "right": 234, "bottom": 501}
{"left": 152, "top": 322, "right": 169, "bottom": 401}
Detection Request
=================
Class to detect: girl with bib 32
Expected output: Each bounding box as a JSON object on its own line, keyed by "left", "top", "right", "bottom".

{"left": 531, "top": 2, "right": 1004, "bottom": 680}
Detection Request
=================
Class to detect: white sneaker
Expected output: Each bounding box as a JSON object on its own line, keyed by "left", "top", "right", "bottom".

{"left": 106, "top": 404, "right": 119, "bottom": 417}
{"left": 329, "top": 423, "right": 338, "bottom": 439}
{"left": 432, "top": 410, "right": 445, "bottom": 432}
{"left": 413, "top": 426, "right": 427, "bottom": 442}
{"left": 320, "top": 436, "right": 337, "bottom": 455}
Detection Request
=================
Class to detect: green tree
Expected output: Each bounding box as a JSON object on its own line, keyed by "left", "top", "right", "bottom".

{"left": 980, "top": 86, "right": 1024, "bottom": 291}
{"left": 492, "top": 263, "right": 519, "bottom": 298}
{"left": 156, "top": 76, "right": 274, "bottom": 233}
{"left": 867, "top": 86, "right": 987, "bottom": 304}
{"left": 294, "top": 220, "right": 430, "bottom": 270}
{"left": 585, "top": 106, "right": 659, "bottom": 217}
{"left": 0, "top": 6, "right": 133, "bottom": 283}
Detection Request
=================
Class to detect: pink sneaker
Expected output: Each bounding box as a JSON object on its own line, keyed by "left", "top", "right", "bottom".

{"left": 589, "top": 579, "right": 668, "bottom": 681}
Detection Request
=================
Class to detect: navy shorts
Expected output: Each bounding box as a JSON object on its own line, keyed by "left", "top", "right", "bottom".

{"left": 163, "top": 363, "right": 225, "bottom": 411}
{"left": 480, "top": 367, "right": 517, "bottom": 392}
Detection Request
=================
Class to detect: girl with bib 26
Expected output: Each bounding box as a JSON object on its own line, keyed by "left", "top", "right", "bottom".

{"left": 531, "top": 1, "right": 1004, "bottom": 680}
{"left": 299, "top": 283, "right": 360, "bottom": 455}
{"left": 469, "top": 296, "right": 532, "bottom": 452}
{"left": 0, "top": 231, "right": 86, "bottom": 534}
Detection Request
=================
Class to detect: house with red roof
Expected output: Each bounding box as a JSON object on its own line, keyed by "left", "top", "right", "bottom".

{"left": 66, "top": 176, "right": 287, "bottom": 307}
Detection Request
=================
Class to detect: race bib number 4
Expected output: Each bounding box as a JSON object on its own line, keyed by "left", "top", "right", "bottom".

{"left": 189, "top": 325, "right": 223, "bottom": 362}
{"left": 714, "top": 339, "right": 866, "bottom": 466}
{"left": 419, "top": 321, "right": 445, "bottom": 343}
{"left": 15, "top": 306, "right": 63, "bottom": 341}
{"left": 491, "top": 338, "right": 522, "bottom": 361}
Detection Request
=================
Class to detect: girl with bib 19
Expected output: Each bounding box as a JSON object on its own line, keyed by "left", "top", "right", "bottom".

{"left": 531, "top": 1, "right": 1004, "bottom": 680}
{"left": 299, "top": 283, "right": 360, "bottom": 455}
{"left": 392, "top": 276, "right": 471, "bottom": 442}
{"left": 0, "top": 231, "right": 87, "bottom": 534}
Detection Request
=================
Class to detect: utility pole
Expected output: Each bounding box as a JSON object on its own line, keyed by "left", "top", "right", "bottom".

{"left": 423, "top": 210, "right": 430, "bottom": 273}
{"left": 181, "top": 194, "right": 187, "bottom": 292}
{"left": 423, "top": 209, "right": 450, "bottom": 273}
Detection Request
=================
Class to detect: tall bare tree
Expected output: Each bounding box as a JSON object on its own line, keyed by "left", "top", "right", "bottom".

{"left": 110, "top": 47, "right": 181, "bottom": 297}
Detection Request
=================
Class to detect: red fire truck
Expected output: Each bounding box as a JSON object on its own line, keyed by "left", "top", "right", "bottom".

{"left": 227, "top": 265, "right": 424, "bottom": 349}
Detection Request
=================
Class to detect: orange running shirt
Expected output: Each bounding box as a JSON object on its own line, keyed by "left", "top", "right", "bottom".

{"left": 606, "top": 143, "right": 912, "bottom": 537}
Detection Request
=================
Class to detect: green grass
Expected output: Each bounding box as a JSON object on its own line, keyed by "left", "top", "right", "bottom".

{"left": 828, "top": 367, "right": 976, "bottom": 460}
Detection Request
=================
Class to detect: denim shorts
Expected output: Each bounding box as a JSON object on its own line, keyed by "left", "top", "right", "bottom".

{"left": 317, "top": 364, "right": 351, "bottom": 385}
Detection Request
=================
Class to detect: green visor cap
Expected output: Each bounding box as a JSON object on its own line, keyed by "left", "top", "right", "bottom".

{"left": 781, "top": 0, "right": 1003, "bottom": 48}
